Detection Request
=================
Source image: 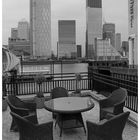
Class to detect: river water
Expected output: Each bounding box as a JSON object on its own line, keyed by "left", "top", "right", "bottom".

{"left": 23, "top": 63, "right": 88, "bottom": 74}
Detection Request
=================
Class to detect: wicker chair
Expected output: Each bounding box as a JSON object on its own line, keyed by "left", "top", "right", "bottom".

{"left": 99, "top": 88, "right": 127, "bottom": 120}
{"left": 7, "top": 95, "right": 38, "bottom": 131}
{"left": 10, "top": 112, "right": 53, "bottom": 140}
{"left": 51, "top": 87, "right": 68, "bottom": 119}
{"left": 51, "top": 87, "right": 68, "bottom": 99}
{"left": 86, "top": 111, "right": 130, "bottom": 140}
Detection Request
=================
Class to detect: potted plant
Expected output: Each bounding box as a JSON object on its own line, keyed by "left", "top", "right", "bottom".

{"left": 75, "top": 73, "right": 82, "bottom": 96}
{"left": 34, "top": 73, "right": 46, "bottom": 109}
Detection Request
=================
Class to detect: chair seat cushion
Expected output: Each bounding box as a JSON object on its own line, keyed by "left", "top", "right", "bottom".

{"left": 100, "top": 107, "right": 114, "bottom": 120}
{"left": 102, "top": 107, "right": 114, "bottom": 114}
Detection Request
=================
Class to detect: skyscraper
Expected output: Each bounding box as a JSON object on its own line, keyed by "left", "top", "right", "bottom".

{"left": 18, "top": 19, "right": 29, "bottom": 40}
{"left": 122, "top": 41, "right": 129, "bottom": 57}
{"left": 115, "top": 33, "right": 121, "bottom": 51}
{"left": 77, "top": 45, "right": 82, "bottom": 58}
{"left": 86, "top": 0, "right": 102, "bottom": 59}
{"left": 11, "top": 28, "right": 18, "bottom": 39}
{"left": 103, "top": 23, "right": 115, "bottom": 47}
{"left": 58, "top": 20, "right": 76, "bottom": 58}
{"left": 128, "top": 0, "right": 138, "bottom": 65}
{"left": 30, "top": 0, "right": 51, "bottom": 57}
{"left": 58, "top": 20, "right": 76, "bottom": 44}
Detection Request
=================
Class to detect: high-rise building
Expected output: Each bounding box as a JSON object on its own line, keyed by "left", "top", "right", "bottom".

{"left": 58, "top": 20, "right": 76, "bottom": 58}
{"left": 122, "top": 41, "right": 129, "bottom": 57}
{"left": 18, "top": 19, "right": 29, "bottom": 40}
{"left": 103, "top": 23, "right": 115, "bottom": 47}
{"left": 77, "top": 45, "right": 82, "bottom": 58}
{"left": 11, "top": 28, "right": 18, "bottom": 39}
{"left": 30, "top": 0, "right": 51, "bottom": 57}
{"left": 115, "top": 33, "right": 121, "bottom": 51}
{"left": 128, "top": 0, "right": 138, "bottom": 65}
{"left": 86, "top": 0, "right": 102, "bottom": 59}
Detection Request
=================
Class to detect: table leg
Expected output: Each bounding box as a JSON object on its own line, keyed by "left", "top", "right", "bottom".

{"left": 77, "top": 113, "right": 86, "bottom": 134}
{"left": 60, "top": 115, "right": 63, "bottom": 137}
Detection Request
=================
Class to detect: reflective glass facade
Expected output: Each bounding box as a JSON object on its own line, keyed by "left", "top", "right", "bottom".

{"left": 30, "top": 0, "right": 51, "bottom": 57}
{"left": 86, "top": 0, "right": 102, "bottom": 58}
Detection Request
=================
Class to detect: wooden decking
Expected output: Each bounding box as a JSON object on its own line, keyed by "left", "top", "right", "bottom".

{"left": 2, "top": 98, "right": 137, "bottom": 140}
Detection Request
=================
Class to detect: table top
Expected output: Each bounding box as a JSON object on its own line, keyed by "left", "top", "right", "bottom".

{"left": 44, "top": 97, "right": 95, "bottom": 114}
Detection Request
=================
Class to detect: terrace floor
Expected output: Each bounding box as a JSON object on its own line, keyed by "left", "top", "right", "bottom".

{"left": 2, "top": 94, "right": 138, "bottom": 140}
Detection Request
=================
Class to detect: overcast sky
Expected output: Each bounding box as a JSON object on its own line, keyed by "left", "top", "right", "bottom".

{"left": 2, "top": 0, "right": 128, "bottom": 55}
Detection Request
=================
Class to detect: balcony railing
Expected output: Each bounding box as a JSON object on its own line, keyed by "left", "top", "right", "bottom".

{"left": 3, "top": 72, "right": 91, "bottom": 96}
{"left": 3, "top": 72, "right": 137, "bottom": 112}
{"left": 92, "top": 72, "right": 138, "bottom": 113}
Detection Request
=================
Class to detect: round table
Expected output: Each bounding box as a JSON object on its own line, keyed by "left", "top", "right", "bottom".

{"left": 44, "top": 97, "right": 95, "bottom": 136}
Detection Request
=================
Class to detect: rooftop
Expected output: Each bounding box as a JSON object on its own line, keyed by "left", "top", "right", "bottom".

{"left": 2, "top": 92, "right": 138, "bottom": 140}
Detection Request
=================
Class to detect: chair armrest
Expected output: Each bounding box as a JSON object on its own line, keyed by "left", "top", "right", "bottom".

{"left": 16, "top": 107, "right": 30, "bottom": 111}
{"left": 35, "top": 121, "right": 53, "bottom": 135}
{"left": 86, "top": 120, "right": 100, "bottom": 133}
{"left": 104, "top": 113, "right": 115, "bottom": 120}
{"left": 99, "top": 98, "right": 112, "bottom": 108}
{"left": 113, "top": 101, "right": 125, "bottom": 114}
{"left": 24, "top": 114, "right": 38, "bottom": 124}
{"left": 14, "top": 107, "right": 29, "bottom": 113}
{"left": 24, "top": 102, "right": 37, "bottom": 111}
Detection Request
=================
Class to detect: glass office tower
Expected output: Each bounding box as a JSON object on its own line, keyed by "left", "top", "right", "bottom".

{"left": 86, "top": 0, "right": 102, "bottom": 59}
{"left": 30, "top": 0, "right": 51, "bottom": 57}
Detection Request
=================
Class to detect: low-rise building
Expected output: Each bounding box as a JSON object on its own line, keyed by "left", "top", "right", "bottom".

{"left": 95, "top": 38, "right": 121, "bottom": 60}
{"left": 8, "top": 38, "right": 31, "bottom": 57}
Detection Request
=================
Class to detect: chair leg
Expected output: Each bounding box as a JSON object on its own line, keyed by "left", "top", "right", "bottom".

{"left": 55, "top": 114, "right": 59, "bottom": 128}
{"left": 60, "top": 119, "right": 63, "bottom": 137}
{"left": 10, "top": 119, "right": 18, "bottom": 132}
{"left": 55, "top": 119, "right": 58, "bottom": 128}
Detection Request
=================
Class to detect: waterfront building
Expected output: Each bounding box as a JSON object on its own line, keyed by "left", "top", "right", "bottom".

{"left": 11, "top": 28, "right": 18, "bottom": 39}
{"left": 103, "top": 23, "right": 115, "bottom": 48}
{"left": 122, "top": 41, "right": 129, "bottom": 57}
{"left": 128, "top": 0, "right": 138, "bottom": 65}
{"left": 18, "top": 19, "right": 29, "bottom": 40}
{"left": 9, "top": 20, "right": 30, "bottom": 58}
{"left": 8, "top": 38, "right": 30, "bottom": 57}
{"left": 115, "top": 33, "right": 121, "bottom": 52}
{"left": 77, "top": 45, "right": 82, "bottom": 58}
{"left": 95, "top": 38, "right": 121, "bottom": 60}
{"left": 58, "top": 20, "right": 76, "bottom": 58}
{"left": 86, "top": 0, "right": 102, "bottom": 59}
{"left": 30, "top": 0, "right": 51, "bottom": 57}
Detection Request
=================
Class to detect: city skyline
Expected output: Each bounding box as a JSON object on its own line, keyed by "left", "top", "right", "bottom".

{"left": 3, "top": 0, "right": 129, "bottom": 56}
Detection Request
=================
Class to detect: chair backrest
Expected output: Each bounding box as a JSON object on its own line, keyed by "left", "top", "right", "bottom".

{"left": 51, "top": 87, "right": 68, "bottom": 99}
{"left": 7, "top": 95, "right": 26, "bottom": 109}
{"left": 108, "top": 88, "right": 127, "bottom": 105}
{"left": 10, "top": 112, "right": 53, "bottom": 140}
{"left": 104, "top": 111, "right": 130, "bottom": 137}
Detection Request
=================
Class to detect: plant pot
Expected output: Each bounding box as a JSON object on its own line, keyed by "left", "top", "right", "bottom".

{"left": 34, "top": 96, "right": 45, "bottom": 109}
{"left": 76, "top": 89, "right": 81, "bottom": 94}
{"left": 2, "top": 99, "right": 8, "bottom": 111}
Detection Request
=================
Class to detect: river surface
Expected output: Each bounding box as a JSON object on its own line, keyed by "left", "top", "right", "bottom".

{"left": 23, "top": 63, "right": 88, "bottom": 74}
